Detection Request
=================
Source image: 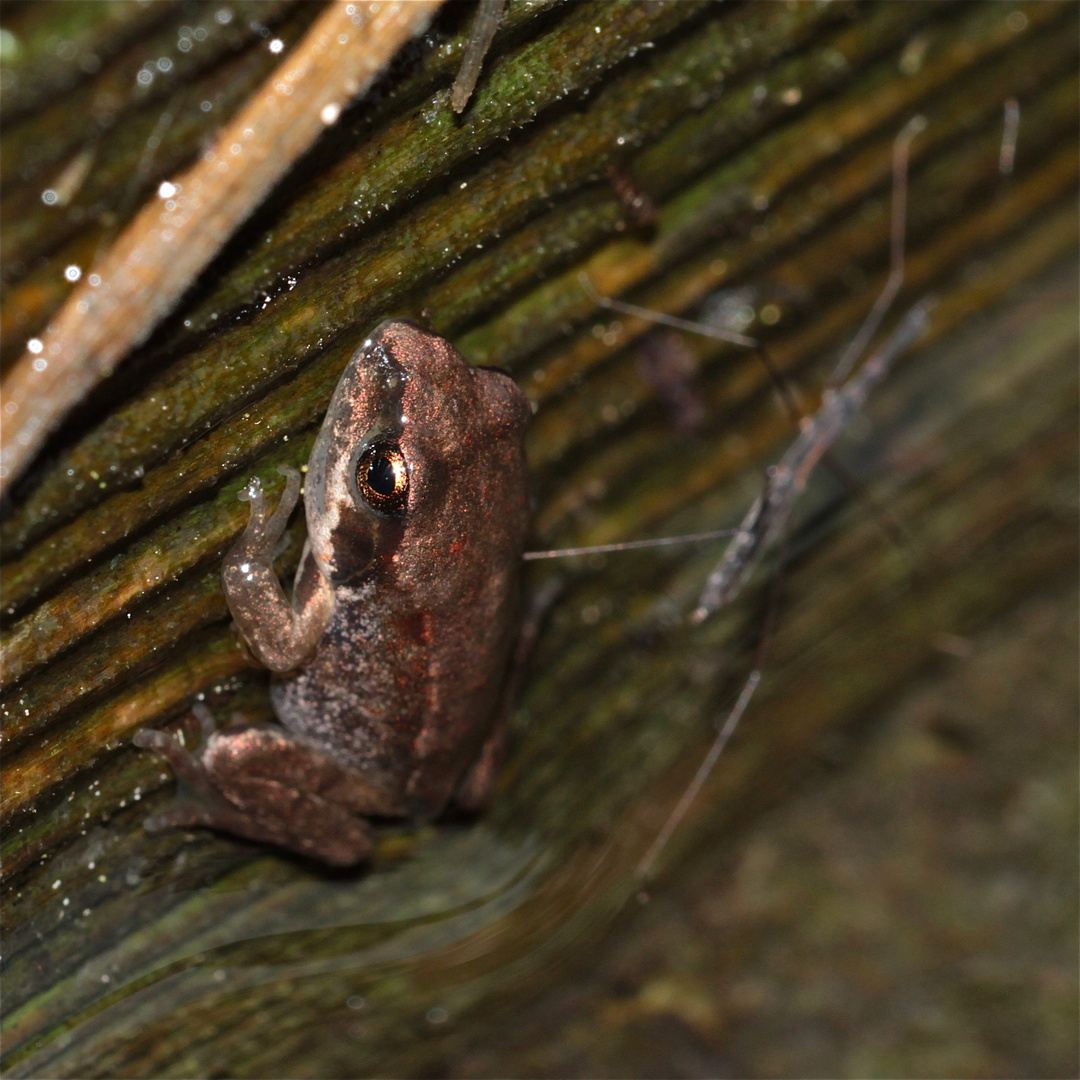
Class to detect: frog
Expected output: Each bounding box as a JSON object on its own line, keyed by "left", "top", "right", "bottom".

{"left": 134, "top": 320, "right": 532, "bottom": 866}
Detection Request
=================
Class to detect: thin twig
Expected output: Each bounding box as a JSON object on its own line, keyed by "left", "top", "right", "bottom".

{"left": 0, "top": 0, "right": 445, "bottom": 495}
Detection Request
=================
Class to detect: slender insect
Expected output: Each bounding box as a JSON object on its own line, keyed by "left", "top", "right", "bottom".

{"left": 548, "top": 116, "right": 932, "bottom": 882}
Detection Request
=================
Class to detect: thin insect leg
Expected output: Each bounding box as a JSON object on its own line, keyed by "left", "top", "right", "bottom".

{"left": 577, "top": 117, "right": 928, "bottom": 608}
{"left": 451, "top": 0, "right": 505, "bottom": 113}
{"left": 691, "top": 115, "right": 931, "bottom": 620}
{"left": 523, "top": 529, "right": 737, "bottom": 561}
{"left": 635, "top": 526, "right": 788, "bottom": 882}
{"left": 820, "top": 444, "right": 918, "bottom": 555}
{"left": 581, "top": 262, "right": 886, "bottom": 540}
{"left": 635, "top": 671, "right": 760, "bottom": 882}
{"left": 829, "top": 114, "right": 927, "bottom": 388}
{"left": 748, "top": 339, "right": 807, "bottom": 426}
{"left": 636, "top": 296, "right": 932, "bottom": 878}
{"left": 584, "top": 267, "right": 809, "bottom": 426}
{"left": 692, "top": 296, "right": 934, "bottom": 622}
{"left": 586, "top": 260, "right": 908, "bottom": 561}
{"left": 579, "top": 272, "right": 759, "bottom": 349}
{"left": 736, "top": 350, "right": 914, "bottom": 569}
{"left": 635, "top": 114, "right": 922, "bottom": 433}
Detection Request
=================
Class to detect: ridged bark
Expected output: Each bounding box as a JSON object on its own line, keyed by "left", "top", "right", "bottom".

{"left": 1, "top": 2, "right": 1076, "bottom": 1075}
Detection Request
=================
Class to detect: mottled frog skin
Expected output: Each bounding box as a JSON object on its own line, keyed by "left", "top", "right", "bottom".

{"left": 135, "top": 321, "right": 531, "bottom": 865}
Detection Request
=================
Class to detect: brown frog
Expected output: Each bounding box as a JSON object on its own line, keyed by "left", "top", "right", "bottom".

{"left": 135, "top": 320, "right": 531, "bottom": 865}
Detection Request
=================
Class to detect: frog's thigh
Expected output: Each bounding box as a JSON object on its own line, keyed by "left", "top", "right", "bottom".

{"left": 198, "top": 724, "right": 381, "bottom": 865}
{"left": 455, "top": 579, "right": 563, "bottom": 812}
{"left": 205, "top": 724, "right": 393, "bottom": 814}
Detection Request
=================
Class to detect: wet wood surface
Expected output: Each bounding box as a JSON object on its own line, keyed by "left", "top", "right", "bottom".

{"left": 1, "top": 2, "right": 1076, "bottom": 1076}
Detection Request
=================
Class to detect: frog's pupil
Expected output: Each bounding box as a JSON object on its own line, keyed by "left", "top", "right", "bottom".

{"left": 368, "top": 453, "right": 397, "bottom": 495}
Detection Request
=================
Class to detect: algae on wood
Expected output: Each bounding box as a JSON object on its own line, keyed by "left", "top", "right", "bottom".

{"left": 1, "top": 2, "right": 1076, "bottom": 1076}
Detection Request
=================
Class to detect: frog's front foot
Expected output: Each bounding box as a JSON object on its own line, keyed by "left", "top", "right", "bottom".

{"left": 221, "top": 465, "right": 332, "bottom": 672}
{"left": 230, "top": 466, "right": 302, "bottom": 564}
{"left": 134, "top": 716, "right": 377, "bottom": 866}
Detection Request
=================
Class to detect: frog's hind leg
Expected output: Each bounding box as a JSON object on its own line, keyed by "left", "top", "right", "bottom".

{"left": 453, "top": 719, "right": 507, "bottom": 813}
{"left": 133, "top": 726, "right": 251, "bottom": 834}
{"left": 134, "top": 717, "right": 383, "bottom": 866}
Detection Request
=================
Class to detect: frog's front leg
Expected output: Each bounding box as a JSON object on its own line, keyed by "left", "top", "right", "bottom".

{"left": 135, "top": 471, "right": 375, "bottom": 864}
{"left": 221, "top": 467, "right": 333, "bottom": 672}
{"left": 135, "top": 714, "right": 387, "bottom": 865}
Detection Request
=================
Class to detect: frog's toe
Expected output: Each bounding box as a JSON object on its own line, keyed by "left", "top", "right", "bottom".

{"left": 236, "top": 476, "right": 264, "bottom": 505}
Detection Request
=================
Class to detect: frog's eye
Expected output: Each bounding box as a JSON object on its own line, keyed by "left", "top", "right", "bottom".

{"left": 357, "top": 442, "right": 409, "bottom": 515}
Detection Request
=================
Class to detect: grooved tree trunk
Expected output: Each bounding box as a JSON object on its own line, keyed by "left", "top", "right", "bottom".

{"left": 1, "top": 2, "right": 1076, "bottom": 1076}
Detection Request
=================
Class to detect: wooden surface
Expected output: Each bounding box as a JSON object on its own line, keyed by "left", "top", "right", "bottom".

{"left": 1, "top": 3, "right": 1076, "bottom": 1076}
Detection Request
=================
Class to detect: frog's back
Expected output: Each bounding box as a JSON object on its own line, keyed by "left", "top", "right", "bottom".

{"left": 272, "top": 552, "right": 521, "bottom": 815}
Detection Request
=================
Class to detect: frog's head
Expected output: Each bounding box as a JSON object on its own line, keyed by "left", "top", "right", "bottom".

{"left": 304, "top": 320, "right": 530, "bottom": 587}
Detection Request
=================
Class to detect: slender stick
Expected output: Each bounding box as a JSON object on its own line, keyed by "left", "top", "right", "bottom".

{"left": 0, "top": 0, "right": 445, "bottom": 495}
